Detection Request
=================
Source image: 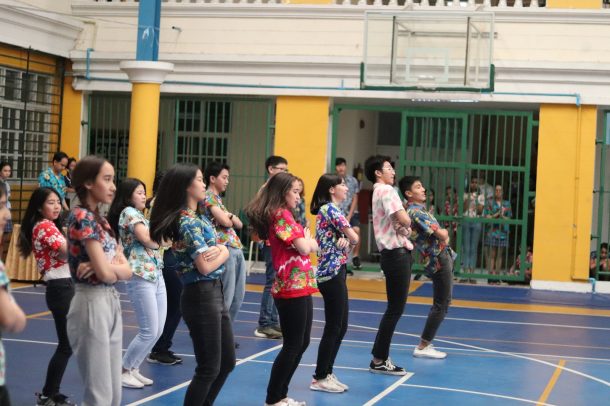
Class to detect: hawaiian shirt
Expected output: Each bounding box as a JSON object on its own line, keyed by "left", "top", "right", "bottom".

{"left": 119, "top": 207, "right": 163, "bottom": 282}
{"left": 38, "top": 167, "right": 67, "bottom": 202}
{"left": 171, "top": 208, "right": 224, "bottom": 284}
{"left": 483, "top": 199, "right": 512, "bottom": 239}
{"left": 269, "top": 208, "right": 318, "bottom": 299}
{"left": 407, "top": 202, "right": 447, "bottom": 275}
{"left": 338, "top": 175, "right": 360, "bottom": 216}
{"left": 463, "top": 192, "right": 485, "bottom": 218}
{"left": 372, "top": 183, "right": 414, "bottom": 251}
{"left": 315, "top": 203, "right": 350, "bottom": 283}
{"left": 0, "top": 260, "right": 9, "bottom": 386}
{"left": 32, "top": 219, "right": 68, "bottom": 275}
{"left": 68, "top": 207, "right": 118, "bottom": 285}
{"left": 0, "top": 180, "right": 10, "bottom": 210}
{"left": 201, "top": 191, "right": 243, "bottom": 249}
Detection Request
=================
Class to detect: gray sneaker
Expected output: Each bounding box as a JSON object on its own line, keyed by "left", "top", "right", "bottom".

{"left": 254, "top": 326, "right": 282, "bottom": 339}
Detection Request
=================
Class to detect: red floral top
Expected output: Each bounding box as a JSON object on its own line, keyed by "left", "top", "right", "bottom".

{"left": 268, "top": 209, "right": 318, "bottom": 299}
{"left": 32, "top": 219, "right": 68, "bottom": 275}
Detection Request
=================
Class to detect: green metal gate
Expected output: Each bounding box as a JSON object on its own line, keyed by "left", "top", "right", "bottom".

{"left": 332, "top": 105, "right": 535, "bottom": 282}
{"left": 591, "top": 112, "right": 610, "bottom": 281}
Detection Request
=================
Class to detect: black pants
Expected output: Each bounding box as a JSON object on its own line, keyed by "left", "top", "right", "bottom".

{"left": 152, "top": 262, "right": 183, "bottom": 354}
{"left": 314, "top": 267, "right": 348, "bottom": 380}
{"left": 421, "top": 250, "right": 453, "bottom": 342}
{"left": 372, "top": 248, "right": 411, "bottom": 361}
{"left": 181, "top": 279, "right": 235, "bottom": 406}
{"left": 43, "top": 278, "right": 75, "bottom": 397}
{"left": 0, "top": 386, "right": 11, "bottom": 406}
{"left": 266, "top": 295, "right": 313, "bottom": 404}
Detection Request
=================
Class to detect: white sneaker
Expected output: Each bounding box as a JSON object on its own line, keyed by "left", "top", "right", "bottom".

{"left": 310, "top": 375, "right": 344, "bottom": 393}
{"left": 328, "top": 373, "right": 349, "bottom": 391}
{"left": 131, "top": 368, "right": 153, "bottom": 385}
{"left": 264, "top": 398, "right": 306, "bottom": 406}
{"left": 413, "top": 344, "right": 447, "bottom": 359}
{"left": 121, "top": 370, "right": 144, "bottom": 388}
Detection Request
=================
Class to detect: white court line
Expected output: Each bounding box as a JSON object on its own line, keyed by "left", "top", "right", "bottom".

{"left": 240, "top": 301, "right": 610, "bottom": 331}
{"left": 401, "top": 383, "right": 557, "bottom": 406}
{"left": 125, "top": 344, "right": 283, "bottom": 406}
{"left": 362, "top": 373, "right": 414, "bottom": 406}
{"left": 349, "top": 322, "right": 610, "bottom": 388}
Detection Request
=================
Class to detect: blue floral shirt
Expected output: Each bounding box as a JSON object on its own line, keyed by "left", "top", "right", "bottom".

{"left": 338, "top": 175, "right": 360, "bottom": 216}
{"left": 315, "top": 203, "right": 351, "bottom": 283}
{"left": 293, "top": 199, "right": 308, "bottom": 227}
{"left": 171, "top": 208, "right": 224, "bottom": 284}
{"left": 0, "top": 261, "right": 9, "bottom": 386}
{"left": 202, "top": 191, "right": 243, "bottom": 249}
{"left": 38, "top": 167, "right": 67, "bottom": 202}
{"left": 68, "top": 207, "right": 118, "bottom": 285}
{"left": 119, "top": 207, "right": 163, "bottom": 282}
{"left": 407, "top": 202, "right": 447, "bottom": 276}
{"left": 483, "top": 199, "right": 512, "bottom": 239}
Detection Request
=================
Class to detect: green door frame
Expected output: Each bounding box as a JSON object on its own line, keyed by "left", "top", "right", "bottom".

{"left": 331, "top": 104, "right": 534, "bottom": 282}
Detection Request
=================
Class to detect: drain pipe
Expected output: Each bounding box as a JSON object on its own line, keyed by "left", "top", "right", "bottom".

{"left": 590, "top": 277, "right": 596, "bottom": 294}
{"left": 85, "top": 48, "right": 94, "bottom": 81}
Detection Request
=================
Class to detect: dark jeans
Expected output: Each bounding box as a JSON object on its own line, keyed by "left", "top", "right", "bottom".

{"left": 314, "top": 266, "right": 348, "bottom": 380}
{"left": 43, "top": 278, "right": 75, "bottom": 397}
{"left": 266, "top": 295, "right": 313, "bottom": 404}
{"left": 421, "top": 250, "right": 453, "bottom": 342}
{"left": 258, "top": 245, "right": 279, "bottom": 328}
{"left": 181, "top": 279, "right": 235, "bottom": 406}
{"left": 0, "top": 386, "right": 11, "bottom": 406}
{"left": 372, "top": 248, "right": 412, "bottom": 361}
{"left": 152, "top": 263, "right": 183, "bottom": 354}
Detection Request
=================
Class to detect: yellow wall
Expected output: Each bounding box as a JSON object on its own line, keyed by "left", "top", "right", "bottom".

{"left": 60, "top": 73, "right": 82, "bottom": 159}
{"left": 547, "top": 0, "right": 601, "bottom": 8}
{"left": 533, "top": 104, "right": 597, "bottom": 282}
{"left": 126, "top": 83, "right": 162, "bottom": 196}
{"left": 274, "top": 96, "right": 330, "bottom": 232}
{"left": 0, "top": 43, "right": 56, "bottom": 74}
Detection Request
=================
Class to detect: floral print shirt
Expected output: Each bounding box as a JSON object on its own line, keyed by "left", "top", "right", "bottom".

{"left": 68, "top": 207, "right": 118, "bottom": 285}
{"left": 372, "top": 183, "right": 414, "bottom": 251}
{"left": 269, "top": 209, "right": 318, "bottom": 299}
{"left": 484, "top": 199, "right": 512, "bottom": 240}
{"left": 32, "top": 219, "right": 69, "bottom": 275}
{"left": 293, "top": 199, "right": 308, "bottom": 227}
{"left": 171, "top": 208, "right": 224, "bottom": 284}
{"left": 202, "top": 191, "right": 243, "bottom": 249}
{"left": 315, "top": 203, "right": 350, "bottom": 283}
{"left": 119, "top": 207, "right": 163, "bottom": 282}
{"left": 407, "top": 202, "right": 447, "bottom": 275}
{"left": 0, "top": 261, "right": 9, "bottom": 386}
{"left": 38, "top": 167, "right": 67, "bottom": 202}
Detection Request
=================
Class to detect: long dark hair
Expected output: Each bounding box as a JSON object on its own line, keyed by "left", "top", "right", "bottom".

{"left": 71, "top": 155, "right": 115, "bottom": 237}
{"left": 149, "top": 163, "right": 200, "bottom": 244}
{"left": 310, "top": 174, "right": 343, "bottom": 215}
{"left": 18, "top": 187, "right": 63, "bottom": 257}
{"left": 107, "top": 178, "right": 146, "bottom": 237}
{"left": 245, "top": 172, "right": 296, "bottom": 240}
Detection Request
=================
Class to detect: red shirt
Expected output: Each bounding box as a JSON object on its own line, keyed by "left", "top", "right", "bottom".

{"left": 268, "top": 209, "right": 318, "bottom": 299}
{"left": 33, "top": 219, "right": 67, "bottom": 275}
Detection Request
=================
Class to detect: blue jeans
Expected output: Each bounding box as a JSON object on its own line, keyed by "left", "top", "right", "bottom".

{"left": 258, "top": 244, "right": 279, "bottom": 328}
{"left": 221, "top": 246, "right": 247, "bottom": 322}
{"left": 461, "top": 222, "right": 482, "bottom": 270}
{"left": 152, "top": 255, "right": 183, "bottom": 354}
{"left": 123, "top": 274, "right": 167, "bottom": 370}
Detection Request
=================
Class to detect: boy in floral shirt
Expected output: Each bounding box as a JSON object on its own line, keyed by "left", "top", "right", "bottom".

{"left": 399, "top": 175, "right": 454, "bottom": 360}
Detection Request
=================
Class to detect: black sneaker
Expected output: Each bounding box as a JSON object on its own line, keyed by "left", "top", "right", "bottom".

{"left": 369, "top": 358, "right": 407, "bottom": 376}
{"left": 53, "top": 394, "right": 76, "bottom": 406}
{"left": 147, "top": 351, "right": 178, "bottom": 365}
{"left": 352, "top": 256, "right": 362, "bottom": 270}
{"left": 167, "top": 351, "right": 183, "bottom": 364}
{"left": 36, "top": 394, "right": 55, "bottom": 406}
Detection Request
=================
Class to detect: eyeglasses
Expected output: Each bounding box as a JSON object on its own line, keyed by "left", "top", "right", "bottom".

{"left": 382, "top": 165, "right": 395, "bottom": 172}
{"left": 272, "top": 166, "right": 289, "bottom": 172}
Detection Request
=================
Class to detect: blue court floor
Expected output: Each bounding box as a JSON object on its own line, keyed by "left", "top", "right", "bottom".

{"left": 4, "top": 281, "right": 610, "bottom": 406}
